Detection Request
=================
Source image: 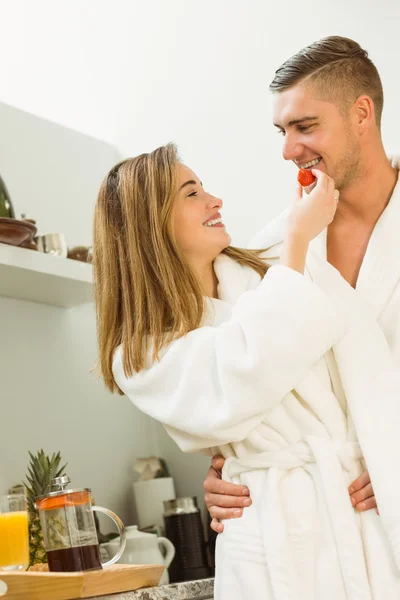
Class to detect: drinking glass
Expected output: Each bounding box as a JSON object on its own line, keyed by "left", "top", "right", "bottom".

{"left": 0, "top": 495, "right": 29, "bottom": 572}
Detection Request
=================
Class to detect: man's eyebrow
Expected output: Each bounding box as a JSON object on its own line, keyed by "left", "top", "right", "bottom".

{"left": 273, "top": 116, "right": 318, "bottom": 128}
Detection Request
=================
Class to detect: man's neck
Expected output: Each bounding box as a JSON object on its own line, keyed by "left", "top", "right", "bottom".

{"left": 326, "top": 151, "right": 398, "bottom": 288}
{"left": 335, "top": 153, "right": 398, "bottom": 226}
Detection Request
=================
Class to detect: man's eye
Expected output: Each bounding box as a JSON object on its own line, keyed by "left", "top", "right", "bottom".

{"left": 277, "top": 129, "right": 285, "bottom": 136}
{"left": 298, "top": 125, "right": 312, "bottom": 132}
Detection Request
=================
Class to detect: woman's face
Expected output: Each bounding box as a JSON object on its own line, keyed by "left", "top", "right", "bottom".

{"left": 172, "top": 163, "right": 231, "bottom": 264}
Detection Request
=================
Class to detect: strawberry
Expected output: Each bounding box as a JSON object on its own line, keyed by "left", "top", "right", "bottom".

{"left": 297, "top": 168, "right": 316, "bottom": 187}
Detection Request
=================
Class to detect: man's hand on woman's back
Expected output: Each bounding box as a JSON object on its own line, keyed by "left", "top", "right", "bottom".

{"left": 204, "top": 455, "right": 378, "bottom": 532}
{"left": 204, "top": 455, "right": 252, "bottom": 533}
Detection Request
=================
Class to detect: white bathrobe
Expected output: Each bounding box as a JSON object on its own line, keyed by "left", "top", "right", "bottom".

{"left": 113, "top": 158, "right": 400, "bottom": 599}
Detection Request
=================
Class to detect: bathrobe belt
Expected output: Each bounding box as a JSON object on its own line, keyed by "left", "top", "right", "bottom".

{"left": 223, "top": 437, "right": 373, "bottom": 599}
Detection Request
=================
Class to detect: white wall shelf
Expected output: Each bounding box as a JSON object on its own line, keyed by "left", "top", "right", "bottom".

{"left": 0, "top": 243, "right": 93, "bottom": 307}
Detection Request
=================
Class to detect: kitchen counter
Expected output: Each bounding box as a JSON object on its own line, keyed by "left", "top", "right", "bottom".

{"left": 90, "top": 577, "right": 214, "bottom": 600}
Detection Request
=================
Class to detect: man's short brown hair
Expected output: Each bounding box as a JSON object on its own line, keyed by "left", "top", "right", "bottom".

{"left": 270, "top": 36, "right": 383, "bottom": 128}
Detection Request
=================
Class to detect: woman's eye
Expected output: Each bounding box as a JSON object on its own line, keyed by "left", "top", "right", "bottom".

{"left": 188, "top": 191, "right": 198, "bottom": 197}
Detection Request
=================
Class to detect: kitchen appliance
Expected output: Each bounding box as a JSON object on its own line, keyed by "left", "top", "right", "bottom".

{"left": 163, "top": 497, "right": 210, "bottom": 583}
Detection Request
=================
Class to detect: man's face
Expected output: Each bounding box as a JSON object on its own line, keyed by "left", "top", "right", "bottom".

{"left": 272, "top": 84, "right": 361, "bottom": 190}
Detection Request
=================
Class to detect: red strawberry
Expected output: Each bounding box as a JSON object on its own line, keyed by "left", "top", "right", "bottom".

{"left": 297, "top": 168, "right": 316, "bottom": 187}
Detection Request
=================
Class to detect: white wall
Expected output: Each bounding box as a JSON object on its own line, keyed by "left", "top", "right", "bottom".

{"left": 152, "top": 423, "right": 210, "bottom": 518}
{"left": 0, "top": 297, "right": 157, "bottom": 526}
{"left": 1, "top": 0, "right": 399, "bottom": 514}
{"left": 0, "top": 103, "right": 158, "bottom": 528}
{"left": 1, "top": 0, "right": 399, "bottom": 248}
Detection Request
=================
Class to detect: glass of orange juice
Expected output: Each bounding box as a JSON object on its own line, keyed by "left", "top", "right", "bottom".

{"left": 0, "top": 494, "right": 29, "bottom": 572}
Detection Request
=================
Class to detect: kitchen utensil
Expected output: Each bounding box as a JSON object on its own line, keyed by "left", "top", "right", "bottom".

{"left": 67, "top": 246, "right": 92, "bottom": 263}
{"left": 101, "top": 525, "right": 175, "bottom": 586}
{"left": 0, "top": 563, "right": 164, "bottom": 599}
{"left": 35, "top": 476, "right": 126, "bottom": 572}
{"left": 36, "top": 233, "right": 67, "bottom": 257}
{"left": 0, "top": 218, "right": 37, "bottom": 246}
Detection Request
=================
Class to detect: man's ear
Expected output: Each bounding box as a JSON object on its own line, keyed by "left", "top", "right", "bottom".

{"left": 353, "top": 95, "right": 375, "bottom": 134}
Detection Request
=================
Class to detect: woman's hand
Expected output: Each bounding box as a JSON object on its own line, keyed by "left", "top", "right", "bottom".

{"left": 287, "top": 169, "right": 339, "bottom": 244}
{"left": 281, "top": 170, "right": 339, "bottom": 274}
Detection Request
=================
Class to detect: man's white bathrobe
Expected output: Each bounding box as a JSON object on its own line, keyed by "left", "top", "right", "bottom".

{"left": 113, "top": 158, "right": 400, "bottom": 599}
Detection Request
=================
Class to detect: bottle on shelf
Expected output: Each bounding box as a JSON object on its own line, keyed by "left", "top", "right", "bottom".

{"left": 0, "top": 175, "right": 15, "bottom": 219}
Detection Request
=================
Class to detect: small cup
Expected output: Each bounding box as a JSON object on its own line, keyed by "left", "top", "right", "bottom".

{"left": 36, "top": 233, "right": 68, "bottom": 257}
{"left": 0, "top": 495, "right": 29, "bottom": 572}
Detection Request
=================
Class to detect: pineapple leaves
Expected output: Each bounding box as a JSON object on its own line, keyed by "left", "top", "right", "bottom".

{"left": 22, "top": 449, "right": 68, "bottom": 566}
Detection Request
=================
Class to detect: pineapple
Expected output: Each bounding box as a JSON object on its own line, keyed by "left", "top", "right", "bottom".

{"left": 23, "top": 450, "right": 67, "bottom": 567}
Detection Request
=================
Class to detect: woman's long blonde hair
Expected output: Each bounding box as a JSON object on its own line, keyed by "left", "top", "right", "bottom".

{"left": 93, "top": 143, "right": 269, "bottom": 394}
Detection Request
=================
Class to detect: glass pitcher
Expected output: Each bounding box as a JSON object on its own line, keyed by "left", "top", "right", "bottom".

{"left": 35, "top": 476, "right": 126, "bottom": 572}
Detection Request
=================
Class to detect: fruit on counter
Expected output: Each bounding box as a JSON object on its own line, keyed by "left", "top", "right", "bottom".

{"left": 297, "top": 168, "right": 316, "bottom": 187}
{"left": 28, "top": 563, "right": 49, "bottom": 572}
{"left": 23, "top": 450, "right": 68, "bottom": 567}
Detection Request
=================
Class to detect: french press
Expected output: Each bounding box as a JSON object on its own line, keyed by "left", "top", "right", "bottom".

{"left": 35, "top": 476, "right": 126, "bottom": 572}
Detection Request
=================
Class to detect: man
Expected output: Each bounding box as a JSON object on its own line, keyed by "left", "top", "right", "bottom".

{"left": 204, "top": 36, "right": 399, "bottom": 533}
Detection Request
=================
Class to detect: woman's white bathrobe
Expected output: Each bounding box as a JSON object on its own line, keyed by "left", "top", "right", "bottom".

{"left": 113, "top": 160, "right": 400, "bottom": 599}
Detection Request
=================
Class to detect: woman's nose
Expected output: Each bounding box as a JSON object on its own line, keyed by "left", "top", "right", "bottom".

{"left": 207, "top": 193, "right": 222, "bottom": 208}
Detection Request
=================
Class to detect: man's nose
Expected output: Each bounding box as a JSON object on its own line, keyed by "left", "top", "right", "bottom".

{"left": 282, "top": 136, "right": 304, "bottom": 162}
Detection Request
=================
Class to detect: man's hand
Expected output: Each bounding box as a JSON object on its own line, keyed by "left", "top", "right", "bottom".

{"left": 204, "top": 457, "right": 380, "bottom": 533}
{"left": 349, "top": 471, "right": 379, "bottom": 514}
{"left": 204, "top": 455, "right": 252, "bottom": 533}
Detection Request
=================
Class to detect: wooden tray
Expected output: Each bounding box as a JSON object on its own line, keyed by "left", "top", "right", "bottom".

{"left": 0, "top": 564, "right": 164, "bottom": 600}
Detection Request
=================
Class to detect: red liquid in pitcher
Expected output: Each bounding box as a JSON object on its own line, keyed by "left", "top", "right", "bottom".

{"left": 47, "top": 544, "right": 102, "bottom": 572}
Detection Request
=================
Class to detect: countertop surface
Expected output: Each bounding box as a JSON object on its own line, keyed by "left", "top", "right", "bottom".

{"left": 90, "top": 577, "right": 214, "bottom": 600}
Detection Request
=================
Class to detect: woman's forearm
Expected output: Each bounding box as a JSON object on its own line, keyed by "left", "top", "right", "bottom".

{"left": 280, "top": 232, "right": 309, "bottom": 274}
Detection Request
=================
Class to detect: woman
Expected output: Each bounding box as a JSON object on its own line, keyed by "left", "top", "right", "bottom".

{"left": 93, "top": 144, "right": 400, "bottom": 599}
